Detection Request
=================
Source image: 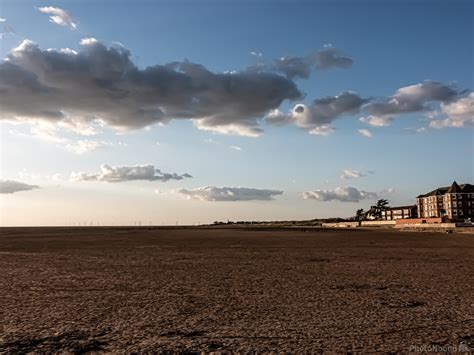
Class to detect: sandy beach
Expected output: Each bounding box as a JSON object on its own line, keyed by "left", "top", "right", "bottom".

{"left": 1, "top": 226, "right": 473, "bottom": 352}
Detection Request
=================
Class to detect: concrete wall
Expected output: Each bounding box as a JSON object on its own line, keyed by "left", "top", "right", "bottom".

{"left": 395, "top": 223, "right": 457, "bottom": 229}
{"left": 322, "top": 222, "right": 359, "bottom": 228}
{"left": 322, "top": 220, "right": 464, "bottom": 230}
{"left": 322, "top": 220, "right": 396, "bottom": 228}
{"left": 361, "top": 220, "right": 396, "bottom": 226}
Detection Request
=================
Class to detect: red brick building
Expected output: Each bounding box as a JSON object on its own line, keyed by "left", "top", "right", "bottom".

{"left": 416, "top": 181, "right": 474, "bottom": 220}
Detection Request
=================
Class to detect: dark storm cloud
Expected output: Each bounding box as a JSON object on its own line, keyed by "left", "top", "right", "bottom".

{"left": 0, "top": 39, "right": 302, "bottom": 137}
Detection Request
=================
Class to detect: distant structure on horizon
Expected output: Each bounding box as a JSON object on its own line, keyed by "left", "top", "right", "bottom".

{"left": 365, "top": 204, "right": 418, "bottom": 221}
{"left": 381, "top": 205, "right": 418, "bottom": 221}
{"left": 363, "top": 181, "right": 473, "bottom": 222}
{"left": 416, "top": 181, "right": 474, "bottom": 220}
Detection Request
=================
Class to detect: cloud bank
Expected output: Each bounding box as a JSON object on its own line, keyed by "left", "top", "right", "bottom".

{"left": 302, "top": 186, "right": 378, "bottom": 202}
{"left": 0, "top": 39, "right": 302, "bottom": 137}
{"left": 430, "top": 92, "right": 474, "bottom": 128}
{"left": 71, "top": 164, "right": 192, "bottom": 183}
{"left": 178, "top": 186, "right": 283, "bottom": 201}
{"left": 360, "top": 81, "right": 462, "bottom": 127}
{"left": 1, "top": 38, "right": 466, "bottom": 139}
{"left": 0, "top": 180, "right": 39, "bottom": 194}
{"left": 267, "top": 81, "right": 469, "bottom": 134}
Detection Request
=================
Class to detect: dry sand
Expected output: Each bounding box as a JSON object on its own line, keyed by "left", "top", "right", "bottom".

{"left": 0, "top": 226, "right": 473, "bottom": 353}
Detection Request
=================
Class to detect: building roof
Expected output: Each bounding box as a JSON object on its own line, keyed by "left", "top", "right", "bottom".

{"left": 447, "top": 181, "right": 462, "bottom": 193}
{"left": 417, "top": 182, "right": 474, "bottom": 198}
{"left": 462, "top": 183, "right": 474, "bottom": 193}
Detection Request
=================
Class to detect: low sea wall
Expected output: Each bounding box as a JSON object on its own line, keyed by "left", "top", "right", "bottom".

{"left": 362, "top": 220, "right": 396, "bottom": 226}
{"left": 321, "top": 220, "right": 470, "bottom": 230}
{"left": 321, "top": 220, "right": 396, "bottom": 228}
{"left": 395, "top": 223, "right": 457, "bottom": 229}
{"left": 321, "top": 222, "right": 359, "bottom": 228}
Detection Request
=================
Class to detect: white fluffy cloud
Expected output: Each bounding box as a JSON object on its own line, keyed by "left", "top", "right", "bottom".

{"left": 65, "top": 140, "right": 105, "bottom": 155}
{"left": 0, "top": 180, "right": 39, "bottom": 194}
{"left": 264, "top": 109, "right": 292, "bottom": 126}
{"left": 193, "top": 120, "right": 263, "bottom": 138}
{"left": 250, "top": 51, "right": 263, "bottom": 58}
{"left": 178, "top": 186, "right": 283, "bottom": 201}
{"left": 302, "top": 186, "right": 378, "bottom": 203}
{"left": 309, "top": 125, "right": 335, "bottom": 136}
{"left": 0, "top": 39, "right": 302, "bottom": 137}
{"left": 359, "top": 115, "right": 394, "bottom": 127}
{"left": 37, "top": 6, "right": 77, "bottom": 30}
{"left": 430, "top": 92, "right": 474, "bottom": 128}
{"left": 71, "top": 164, "right": 192, "bottom": 183}
{"left": 358, "top": 129, "right": 372, "bottom": 138}
{"left": 340, "top": 169, "right": 366, "bottom": 179}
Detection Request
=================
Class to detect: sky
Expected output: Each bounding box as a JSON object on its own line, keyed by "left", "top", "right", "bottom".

{"left": 0, "top": 0, "right": 472, "bottom": 226}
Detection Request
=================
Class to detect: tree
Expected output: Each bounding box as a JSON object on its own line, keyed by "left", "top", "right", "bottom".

{"left": 440, "top": 209, "right": 447, "bottom": 219}
{"left": 355, "top": 208, "right": 365, "bottom": 219}
{"left": 371, "top": 199, "right": 390, "bottom": 220}
{"left": 355, "top": 208, "right": 365, "bottom": 226}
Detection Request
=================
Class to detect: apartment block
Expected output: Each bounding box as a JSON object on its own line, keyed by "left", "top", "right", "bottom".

{"left": 416, "top": 181, "right": 474, "bottom": 220}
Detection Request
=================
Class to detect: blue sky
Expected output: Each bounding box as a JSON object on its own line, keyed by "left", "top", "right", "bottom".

{"left": 0, "top": 0, "right": 472, "bottom": 226}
